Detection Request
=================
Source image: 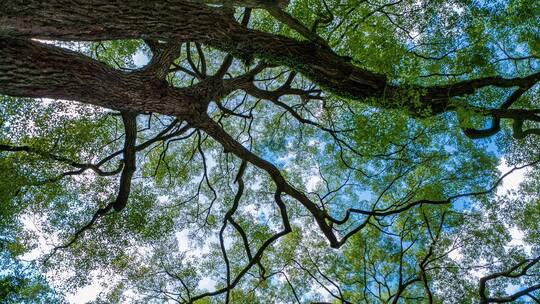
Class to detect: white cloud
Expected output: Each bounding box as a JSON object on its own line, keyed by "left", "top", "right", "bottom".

{"left": 66, "top": 281, "right": 103, "bottom": 304}
{"left": 448, "top": 247, "right": 463, "bottom": 261}
{"left": 20, "top": 214, "right": 58, "bottom": 261}
{"left": 496, "top": 159, "right": 527, "bottom": 197}
{"left": 495, "top": 159, "right": 532, "bottom": 253}
{"left": 506, "top": 226, "right": 532, "bottom": 254}
{"left": 197, "top": 277, "right": 217, "bottom": 291}
{"left": 133, "top": 50, "right": 150, "bottom": 67}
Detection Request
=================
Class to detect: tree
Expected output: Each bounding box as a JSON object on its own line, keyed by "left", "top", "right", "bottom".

{"left": 1, "top": 0, "right": 540, "bottom": 302}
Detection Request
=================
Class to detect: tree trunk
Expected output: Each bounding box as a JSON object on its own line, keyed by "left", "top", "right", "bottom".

{"left": 0, "top": 0, "right": 388, "bottom": 106}
{"left": 0, "top": 38, "right": 214, "bottom": 119}
{"left": 2, "top": 1, "right": 539, "bottom": 116}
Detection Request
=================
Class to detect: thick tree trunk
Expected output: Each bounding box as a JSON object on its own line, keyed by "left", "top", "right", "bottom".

{"left": 0, "top": 38, "right": 215, "bottom": 119}
{"left": 1, "top": 1, "right": 539, "bottom": 116}
{"left": 0, "top": 0, "right": 388, "bottom": 105}
{"left": 187, "top": 0, "right": 289, "bottom": 8}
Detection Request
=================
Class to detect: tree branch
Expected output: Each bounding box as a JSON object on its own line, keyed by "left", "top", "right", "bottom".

{"left": 143, "top": 40, "right": 183, "bottom": 79}
{"left": 479, "top": 256, "right": 540, "bottom": 304}
{"left": 3, "top": 1, "right": 540, "bottom": 116}
{"left": 113, "top": 111, "right": 138, "bottom": 212}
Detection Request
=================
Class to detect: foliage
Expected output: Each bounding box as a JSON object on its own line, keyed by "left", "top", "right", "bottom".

{"left": 1, "top": 0, "right": 540, "bottom": 303}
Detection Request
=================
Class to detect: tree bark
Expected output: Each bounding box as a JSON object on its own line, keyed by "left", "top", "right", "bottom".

{"left": 3, "top": 1, "right": 539, "bottom": 116}
{"left": 113, "top": 112, "right": 138, "bottom": 212}
{"left": 187, "top": 0, "right": 289, "bottom": 8}
{"left": 0, "top": 0, "right": 388, "bottom": 108}
{"left": 0, "top": 38, "right": 218, "bottom": 119}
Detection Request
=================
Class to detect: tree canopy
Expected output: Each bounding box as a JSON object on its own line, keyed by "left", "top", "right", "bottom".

{"left": 1, "top": 0, "right": 540, "bottom": 303}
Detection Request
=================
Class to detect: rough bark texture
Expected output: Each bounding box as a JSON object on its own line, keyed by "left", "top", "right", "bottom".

{"left": 188, "top": 0, "right": 289, "bottom": 8}
{"left": 0, "top": 38, "right": 215, "bottom": 119}
{"left": 113, "top": 112, "right": 138, "bottom": 212}
{"left": 0, "top": 0, "right": 388, "bottom": 107}
{"left": 3, "top": 1, "right": 538, "bottom": 116}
